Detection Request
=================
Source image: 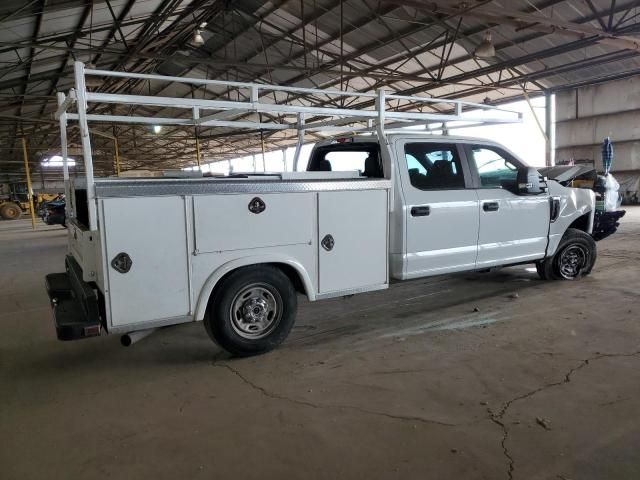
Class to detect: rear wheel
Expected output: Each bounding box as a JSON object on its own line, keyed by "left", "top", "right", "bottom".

{"left": 0, "top": 203, "right": 22, "bottom": 220}
{"left": 536, "top": 228, "right": 596, "bottom": 280}
{"left": 204, "top": 265, "right": 297, "bottom": 356}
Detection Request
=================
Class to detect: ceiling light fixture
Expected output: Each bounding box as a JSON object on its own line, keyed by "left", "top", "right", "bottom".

{"left": 152, "top": 125, "right": 162, "bottom": 134}
{"left": 474, "top": 32, "right": 495, "bottom": 59}
{"left": 192, "top": 22, "right": 208, "bottom": 47}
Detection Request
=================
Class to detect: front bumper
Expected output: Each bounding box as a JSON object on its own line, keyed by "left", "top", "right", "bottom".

{"left": 45, "top": 255, "right": 102, "bottom": 341}
{"left": 592, "top": 210, "right": 626, "bottom": 241}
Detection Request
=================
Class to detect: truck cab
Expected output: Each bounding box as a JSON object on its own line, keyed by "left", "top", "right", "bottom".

{"left": 307, "top": 133, "right": 595, "bottom": 282}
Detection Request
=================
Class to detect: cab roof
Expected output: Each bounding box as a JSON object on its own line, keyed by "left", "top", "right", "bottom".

{"left": 312, "top": 132, "right": 529, "bottom": 166}
{"left": 315, "top": 132, "right": 503, "bottom": 147}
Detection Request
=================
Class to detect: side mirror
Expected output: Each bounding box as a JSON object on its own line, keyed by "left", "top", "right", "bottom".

{"left": 517, "top": 167, "right": 547, "bottom": 195}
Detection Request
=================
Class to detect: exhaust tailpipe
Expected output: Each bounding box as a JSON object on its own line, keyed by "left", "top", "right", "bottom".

{"left": 120, "top": 328, "right": 157, "bottom": 347}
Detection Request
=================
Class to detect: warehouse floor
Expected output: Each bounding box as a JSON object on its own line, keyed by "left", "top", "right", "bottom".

{"left": 1, "top": 208, "right": 639, "bottom": 480}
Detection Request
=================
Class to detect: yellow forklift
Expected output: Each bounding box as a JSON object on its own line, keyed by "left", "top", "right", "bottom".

{"left": 0, "top": 183, "right": 58, "bottom": 220}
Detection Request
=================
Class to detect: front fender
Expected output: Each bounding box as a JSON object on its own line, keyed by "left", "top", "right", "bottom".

{"left": 194, "top": 254, "right": 316, "bottom": 321}
{"left": 547, "top": 181, "right": 595, "bottom": 256}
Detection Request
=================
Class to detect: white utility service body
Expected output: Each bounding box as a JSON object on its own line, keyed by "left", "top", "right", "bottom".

{"left": 85, "top": 174, "right": 390, "bottom": 330}
{"left": 47, "top": 63, "right": 598, "bottom": 355}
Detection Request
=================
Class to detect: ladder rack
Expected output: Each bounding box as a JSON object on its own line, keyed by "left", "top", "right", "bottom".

{"left": 56, "top": 61, "right": 523, "bottom": 230}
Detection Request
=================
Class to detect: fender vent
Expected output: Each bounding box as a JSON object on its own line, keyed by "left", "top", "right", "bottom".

{"left": 550, "top": 197, "right": 561, "bottom": 222}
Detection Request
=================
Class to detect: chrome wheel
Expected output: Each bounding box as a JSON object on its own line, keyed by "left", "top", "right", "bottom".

{"left": 229, "top": 283, "right": 282, "bottom": 339}
{"left": 558, "top": 244, "right": 589, "bottom": 279}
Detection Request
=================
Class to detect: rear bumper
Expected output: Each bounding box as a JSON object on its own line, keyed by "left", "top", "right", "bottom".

{"left": 45, "top": 256, "right": 102, "bottom": 341}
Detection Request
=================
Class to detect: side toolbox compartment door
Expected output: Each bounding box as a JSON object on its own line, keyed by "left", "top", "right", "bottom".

{"left": 101, "top": 196, "right": 190, "bottom": 327}
{"left": 318, "top": 189, "right": 388, "bottom": 295}
{"left": 193, "top": 192, "right": 313, "bottom": 253}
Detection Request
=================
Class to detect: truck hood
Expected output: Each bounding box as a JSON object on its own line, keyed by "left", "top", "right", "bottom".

{"left": 538, "top": 165, "right": 595, "bottom": 183}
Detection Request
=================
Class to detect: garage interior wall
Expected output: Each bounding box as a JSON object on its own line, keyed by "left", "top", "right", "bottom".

{"left": 555, "top": 77, "right": 640, "bottom": 201}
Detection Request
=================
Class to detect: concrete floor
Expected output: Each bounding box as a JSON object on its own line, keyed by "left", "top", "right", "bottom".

{"left": 1, "top": 208, "right": 639, "bottom": 480}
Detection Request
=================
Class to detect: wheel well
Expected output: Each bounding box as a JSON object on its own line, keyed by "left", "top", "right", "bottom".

{"left": 271, "top": 263, "right": 307, "bottom": 295}
{"left": 568, "top": 212, "right": 590, "bottom": 233}
{"left": 206, "top": 262, "right": 308, "bottom": 314}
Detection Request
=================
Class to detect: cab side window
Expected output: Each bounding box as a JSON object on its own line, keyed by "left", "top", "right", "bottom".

{"left": 468, "top": 146, "right": 519, "bottom": 189}
{"left": 404, "top": 143, "right": 465, "bottom": 190}
{"left": 406, "top": 154, "right": 427, "bottom": 177}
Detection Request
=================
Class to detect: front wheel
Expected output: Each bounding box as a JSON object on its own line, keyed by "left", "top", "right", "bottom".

{"left": 204, "top": 265, "right": 297, "bottom": 356}
{"left": 0, "top": 203, "right": 22, "bottom": 220}
{"left": 536, "top": 228, "right": 597, "bottom": 280}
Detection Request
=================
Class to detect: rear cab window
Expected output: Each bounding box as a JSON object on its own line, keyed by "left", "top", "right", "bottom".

{"left": 307, "top": 143, "right": 383, "bottom": 178}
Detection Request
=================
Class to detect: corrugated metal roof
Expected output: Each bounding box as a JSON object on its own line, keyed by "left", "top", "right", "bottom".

{"left": 0, "top": 0, "right": 638, "bottom": 177}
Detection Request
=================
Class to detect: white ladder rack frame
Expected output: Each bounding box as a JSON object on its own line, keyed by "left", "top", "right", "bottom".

{"left": 56, "top": 61, "right": 523, "bottom": 230}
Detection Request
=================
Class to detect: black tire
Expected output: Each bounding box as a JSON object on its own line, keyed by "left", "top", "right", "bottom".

{"left": 536, "top": 228, "right": 597, "bottom": 280}
{"left": 535, "top": 261, "right": 551, "bottom": 280}
{"left": 0, "top": 203, "right": 22, "bottom": 220}
{"left": 204, "top": 265, "right": 297, "bottom": 356}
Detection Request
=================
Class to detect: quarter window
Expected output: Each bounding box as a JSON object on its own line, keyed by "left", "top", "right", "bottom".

{"left": 404, "top": 143, "right": 465, "bottom": 190}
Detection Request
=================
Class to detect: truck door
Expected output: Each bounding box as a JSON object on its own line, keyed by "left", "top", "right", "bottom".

{"left": 398, "top": 141, "right": 480, "bottom": 277}
{"left": 464, "top": 144, "right": 550, "bottom": 267}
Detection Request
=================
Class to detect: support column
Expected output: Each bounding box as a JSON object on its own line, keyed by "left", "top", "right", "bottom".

{"left": 56, "top": 91, "right": 71, "bottom": 217}
{"left": 545, "top": 91, "right": 553, "bottom": 167}
{"left": 114, "top": 137, "right": 121, "bottom": 176}
{"left": 74, "top": 61, "right": 97, "bottom": 230}
{"left": 195, "top": 135, "right": 202, "bottom": 169}
{"left": 21, "top": 137, "right": 36, "bottom": 230}
{"left": 293, "top": 113, "right": 305, "bottom": 172}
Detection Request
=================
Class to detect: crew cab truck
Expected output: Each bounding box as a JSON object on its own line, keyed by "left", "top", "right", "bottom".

{"left": 46, "top": 63, "right": 599, "bottom": 356}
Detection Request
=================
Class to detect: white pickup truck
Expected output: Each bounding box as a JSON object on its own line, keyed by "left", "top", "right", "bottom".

{"left": 46, "top": 64, "right": 603, "bottom": 356}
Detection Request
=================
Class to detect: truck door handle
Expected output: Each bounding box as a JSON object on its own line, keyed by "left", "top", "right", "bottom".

{"left": 411, "top": 205, "right": 430, "bottom": 217}
{"left": 483, "top": 202, "right": 499, "bottom": 212}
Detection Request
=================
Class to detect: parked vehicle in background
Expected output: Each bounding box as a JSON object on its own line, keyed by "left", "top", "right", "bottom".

{"left": 45, "top": 63, "right": 624, "bottom": 357}
{"left": 0, "top": 183, "right": 61, "bottom": 221}
{"left": 0, "top": 183, "right": 29, "bottom": 220}
{"left": 39, "top": 195, "right": 66, "bottom": 227}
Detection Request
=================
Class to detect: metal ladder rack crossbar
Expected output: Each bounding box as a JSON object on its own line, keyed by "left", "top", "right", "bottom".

{"left": 55, "top": 62, "right": 523, "bottom": 231}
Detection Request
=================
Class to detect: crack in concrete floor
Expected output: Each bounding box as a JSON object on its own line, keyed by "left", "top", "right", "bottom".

{"left": 213, "top": 362, "right": 460, "bottom": 428}
{"left": 214, "top": 349, "right": 640, "bottom": 480}
{"left": 488, "top": 350, "right": 640, "bottom": 480}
